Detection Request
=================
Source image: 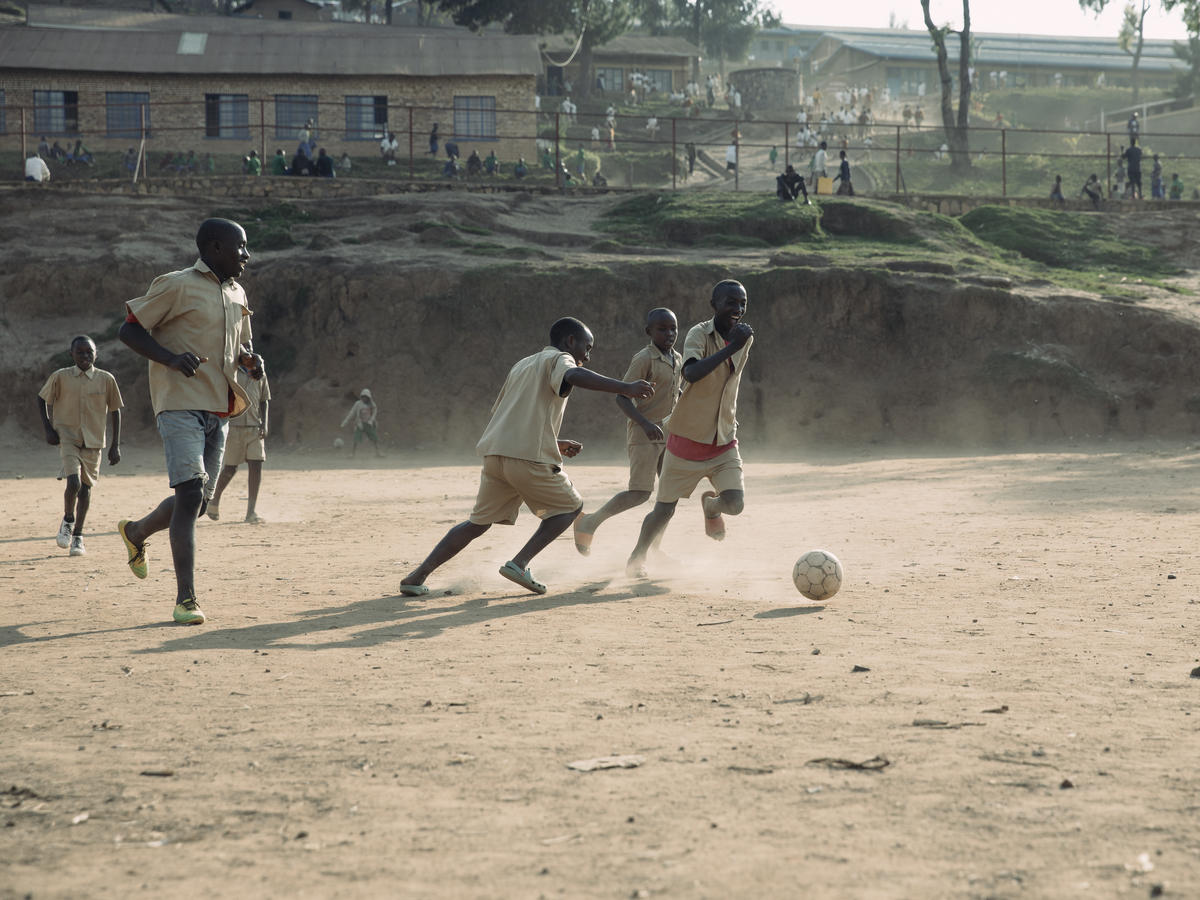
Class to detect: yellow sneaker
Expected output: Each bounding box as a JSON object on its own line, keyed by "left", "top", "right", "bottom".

{"left": 118, "top": 519, "right": 148, "bottom": 579}
{"left": 172, "top": 599, "right": 205, "bottom": 625}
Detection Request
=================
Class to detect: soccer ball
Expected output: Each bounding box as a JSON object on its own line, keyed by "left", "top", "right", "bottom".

{"left": 333, "top": 437, "right": 345, "bottom": 449}
{"left": 792, "top": 550, "right": 842, "bottom": 601}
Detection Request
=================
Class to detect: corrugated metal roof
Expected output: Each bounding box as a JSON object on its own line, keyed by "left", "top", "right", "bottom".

{"left": 826, "top": 30, "right": 1182, "bottom": 72}
{"left": 1, "top": 12, "right": 541, "bottom": 76}
{"left": 542, "top": 32, "right": 700, "bottom": 59}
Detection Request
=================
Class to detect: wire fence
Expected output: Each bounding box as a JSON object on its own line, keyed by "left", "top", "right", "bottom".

{"left": 7, "top": 96, "right": 1200, "bottom": 201}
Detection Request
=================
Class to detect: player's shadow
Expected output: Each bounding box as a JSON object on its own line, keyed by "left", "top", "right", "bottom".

{"left": 754, "top": 605, "right": 825, "bottom": 619}
{"left": 133, "top": 578, "right": 671, "bottom": 654}
{"left": 0, "top": 618, "right": 182, "bottom": 649}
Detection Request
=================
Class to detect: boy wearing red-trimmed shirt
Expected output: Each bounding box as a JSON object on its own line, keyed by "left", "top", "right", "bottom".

{"left": 626, "top": 280, "right": 754, "bottom": 577}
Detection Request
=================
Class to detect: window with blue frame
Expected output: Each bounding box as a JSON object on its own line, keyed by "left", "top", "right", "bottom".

{"left": 205, "top": 93, "right": 249, "bottom": 139}
{"left": 345, "top": 95, "right": 388, "bottom": 140}
{"left": 276, "top": 94, "right": 318, "bottom": 140}
{"left": 453, "top": 96, "right": 497, "bottom": 140}
{"left": 34, "top": 90, "right": 79, "bottom": 135}
{"left": 106, "top": 92, "right": 151, "bottom": 138}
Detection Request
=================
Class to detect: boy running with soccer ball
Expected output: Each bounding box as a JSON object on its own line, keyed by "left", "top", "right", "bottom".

{"left": 573, "top": 308, "right": 682, "bottom": 555}
{"left": 398, "top": 317, "right": 653, "bottom": 597}
{"left": 626, "top": 280, "right": 753, "bottom": 577}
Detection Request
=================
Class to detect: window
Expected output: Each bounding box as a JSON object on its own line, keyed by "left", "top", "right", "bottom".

{"left": 596, "top": 67, "right": 623, "bottom": 93}
{"left": 278, "top": 9, "right": 292, "bottom": 18}
{"left": 453, "top": 96, "right": 496, "bottom": 140}
{"left": 645, "top": 69, "right": 672, "bottom": 93}
{"left": 106, "top": 92, "right": 151, "bottom": 138}
{"left": 345, "top": 95, "right": 388, "bottom": 140}
{"left": 275, "top": 94, "right": 318, "bottom": 140}
{"left": 205, "top": 93, "right": 249, "bottom": 139}
{"left": 33, "top": 90, "right": 79, "bottom": 135}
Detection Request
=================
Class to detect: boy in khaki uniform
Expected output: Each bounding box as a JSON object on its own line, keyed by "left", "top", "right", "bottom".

{"left": 399, "top": 317, "right": 653, "bottom": 597}
{"left": 573, "top": 308, "right": 682, "bottom": 554}
{"left": 116, "top": 218, "right": 265, "bottom": 626}
{"left": 37, "top": 335, "right": 123, "bottom": 556}
{"left": 627, "top": 280, "right": 754, "bottom": 577}
{"left": 208, "top": 364, "right": 271, "bottom": 524}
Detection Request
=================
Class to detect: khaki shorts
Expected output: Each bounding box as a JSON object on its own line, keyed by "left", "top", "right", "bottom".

{"left": 59, "top": 440, "right": 101, "bottom": 487}
{"left": 655, "top": 445, "right": 744, "bottom": 504}
{"left": 627, "top": 440, "right": 666, "bottom": 493}
{"left": 469, "top": 455, "right": 583, "bottom": 526}
{"left": 224, "top": 425, "right": 266, "bottom": 467}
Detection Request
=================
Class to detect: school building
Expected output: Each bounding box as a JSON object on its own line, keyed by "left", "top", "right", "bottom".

{"left": 539, "top": 33, "right": 701, "bottom": 97}
{"left": 0, "top": 5, "right": 541, "bottom": 162}
{"left": 744, "top": 24, "right": 1181, "bottom": 97}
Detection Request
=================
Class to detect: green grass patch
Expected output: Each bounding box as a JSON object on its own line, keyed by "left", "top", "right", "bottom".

{"left": 960, "top": 205, "right": 1182, "bottom": 275}
{"left": 210, "top": 202, "right": 312, "bottom": 250}
{"left": 596, "top": 192, "right": 820, "bottom": 246}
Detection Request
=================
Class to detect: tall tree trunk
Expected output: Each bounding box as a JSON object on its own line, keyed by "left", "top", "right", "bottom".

{"left": 578, "top": 37, "right": 595, "bottom": 100}
{"left": 1131, "top": 1, "right": 1147, "bottom": 104}
{"left": 954, "top": 0, "right": 972, "bottom": 169}
{"left": 922, "top": 0, "right": 972, "bottom": 173}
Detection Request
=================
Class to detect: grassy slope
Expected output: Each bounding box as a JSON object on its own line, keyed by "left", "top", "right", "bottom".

{"left": 596, "top": 194, "right": 1185, "bottom": 299}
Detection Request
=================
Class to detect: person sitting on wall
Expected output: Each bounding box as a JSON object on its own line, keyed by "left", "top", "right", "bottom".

{"left": 484, "top": 150, "right": 500, "bottom": 175}
{"left": 466, "top": 150, "right": 483, "bottom": 177}
{"left": 513, "top": 157, "right": 529, "bottom": 178}
{"left": 379, "top": 131, "right": 398, "bottom": 166}
{"left": 315, "top": 147, "right": 335, "bottom": 178}
{"left": 445, "top": 140, "right": 460, "bottom": 161}
{"left": 443, "top": 156, "right": 460, "bottom": 179}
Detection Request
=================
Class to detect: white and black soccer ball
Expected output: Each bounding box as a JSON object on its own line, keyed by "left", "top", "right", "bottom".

{"left": 792, "top": 549, "right": 842, "bottom": 601}
{"left": 333, "top": 437, "right": 345, "bottom": 449}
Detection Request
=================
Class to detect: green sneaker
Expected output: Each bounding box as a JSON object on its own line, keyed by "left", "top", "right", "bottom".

{"left": 172, "top": 598, "right": 206, "bottom": 625}
{"left": 118, "top": 519, "right": 148, "bottom": 579}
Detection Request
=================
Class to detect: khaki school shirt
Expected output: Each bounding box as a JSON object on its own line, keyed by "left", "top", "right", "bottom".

{"left": 475, "top": 346, "right": 576, "bottom": 466}
{"left": 622, "top": 342, "right": 683, "bottom": 446}
{"left": 125, "top": 259, "right": 253, "bottom": 418}
{"left": 231, "top": 368, "right": 271, "bottom": 428}
{"left": 665, "top": 318, "right": 753, "bottom": 445}
{"left": 38, "top": 366, "right": 123, "bottom": 448}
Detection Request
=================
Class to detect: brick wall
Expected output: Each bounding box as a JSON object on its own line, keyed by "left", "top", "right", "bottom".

{"left": 1, "top": 70, "right": 539, "bottom": 162}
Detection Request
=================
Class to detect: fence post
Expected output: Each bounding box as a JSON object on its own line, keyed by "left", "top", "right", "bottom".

{"left": 1001, "top": 128, "right": 1007, "bottom": 197}
{"left": 554, "top": 112, "right": 561, "bottom": 188}
{"left": 734, "top": 121, "right": 739, "bottom": 192}
{"left": 671, "top": 117, "right": 677, "bottom": 190}
{"left": 19, "top": 106, "right": 26, "bottom": 163}
{"left": 408, "top": 106, "right": 414, "bottom": 180}
{"left": 784, "top": 122, "right": 789, "bottom": 169}
{"left": 895, "top": 124, "right": 901, "bottom": 193}
{"left": 259, "top": 98, "right": 266, "bottom": 168}
{"left": 1106, "top": 132, "right": 1112, "bottom": 199}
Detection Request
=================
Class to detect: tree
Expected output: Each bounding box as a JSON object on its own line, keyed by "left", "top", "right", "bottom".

{"left": 643, "top": 0, "right": 779, "bottom": 80}
{"left": 436, "top": 0, "right": 634, "bottom": 98}
{"left": 1080, "top": 0, "right": 1150, "bottom": 102}
{"left": 921, "top": 0, "right": 972, "bottom": 173}
{"left": 1164, "top": 0, "right": 1200, "bottom": 95}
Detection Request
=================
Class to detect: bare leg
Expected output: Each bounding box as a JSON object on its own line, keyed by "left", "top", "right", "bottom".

{"left": 705, "top": 489, "right": 744, "bottom": 517}
{"left": 245, "top": 460, "right": 263, "bottom": 517}
{"left": 626, "top": 500, "right": 678, "bottom": 573}
{"left": 73, "top": 483, "right": 91, "bottom": 534}
{"left": 124, "top": 478, "right": 204, "bottom": 603}
{"left": 63, "top": 474, "right": 80, "bottom": 523}
{"left": 402, "top": 520, "right": 491, "bottom": 586}
{"left": 578, "top": 491, "right": 650, "bottom": 535}
{"left": 210, "top": 464, "right": 238, "bottom": 505}
{"left": 511, "top": 507, "right": 581, "bottom": 570}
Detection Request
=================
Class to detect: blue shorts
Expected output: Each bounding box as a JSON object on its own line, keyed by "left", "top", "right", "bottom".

{"left": 156, "top": 410, "right": 228, "bottom": 498}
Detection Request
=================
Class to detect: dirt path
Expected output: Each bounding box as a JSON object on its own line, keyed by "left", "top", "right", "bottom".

{"left": 3, "top": 446, "right": 1198, "bottom": 897}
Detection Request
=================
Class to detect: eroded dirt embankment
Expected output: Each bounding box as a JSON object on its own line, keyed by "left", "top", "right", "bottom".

{"left": 4, "top": 190, "right": 1200, "bottom": 453}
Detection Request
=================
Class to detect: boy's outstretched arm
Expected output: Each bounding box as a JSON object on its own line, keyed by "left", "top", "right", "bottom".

{"left": 38, "top": 398, "right": 59, "bottom": 445}
{"left": 565, "top": 367, "right": 654, "bottom": 399}
{"left": 108, "top": 409, "right": 121, "bottom": 466}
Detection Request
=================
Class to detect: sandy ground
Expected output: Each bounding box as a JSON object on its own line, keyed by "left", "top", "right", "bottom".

{"left": 2, "top": 444, "right": 1200, "bottom": 899}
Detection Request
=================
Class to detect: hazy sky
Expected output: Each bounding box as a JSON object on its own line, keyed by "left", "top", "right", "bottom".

{"left": 769, "top": 0, "right": 1190, "bottom": 41}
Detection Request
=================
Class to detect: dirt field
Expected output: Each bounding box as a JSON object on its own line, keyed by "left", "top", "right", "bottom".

{"left": 2, "top": 442, "right": 1198, "bottom": 898}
